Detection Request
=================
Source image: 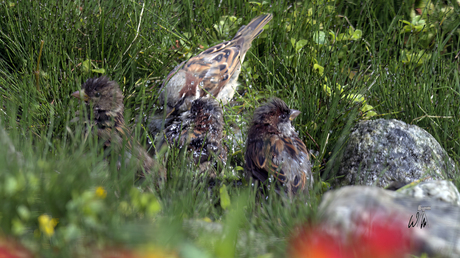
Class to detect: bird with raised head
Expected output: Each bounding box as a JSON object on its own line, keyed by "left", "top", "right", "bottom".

{"left": 149, "top": 13, "right": 273, "bottom": 136}
{"left": 71, "top": 76, "right": 166, "bottom": 183}
{"left": 157, "top": 97, "right": 227, "bottom": 174}
{"left": 244, "top": 98, "right": 313, "bottom": 197}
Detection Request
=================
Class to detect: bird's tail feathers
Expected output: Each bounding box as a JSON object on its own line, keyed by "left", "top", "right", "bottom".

{"left": 233, "top": 13, "right": 273, "bottom": 43}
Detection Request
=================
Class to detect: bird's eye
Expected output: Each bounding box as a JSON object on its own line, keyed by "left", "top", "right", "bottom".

{"left": 281, "top": 114, "right": 287, "bottom": 119}
{"left": 95, "top": 92, "right": 101, "bottom": 97}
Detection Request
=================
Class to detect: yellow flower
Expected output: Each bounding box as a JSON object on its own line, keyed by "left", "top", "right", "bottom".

{"left": 38, "top": 214, "right": 58, "bottom": 237}
{"left": 95, "top": 186, "right": 107, "bottom": 199}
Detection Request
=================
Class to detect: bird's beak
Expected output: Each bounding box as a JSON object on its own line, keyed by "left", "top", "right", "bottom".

{"left": 289, "top": 109, "right": 301, "bottom": 121}
{"left": 71, "top": 89, "right": 89, "bottom": 102}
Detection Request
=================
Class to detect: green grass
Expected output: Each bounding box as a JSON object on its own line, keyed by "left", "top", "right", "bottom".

{"left": 1, "top": 0, "right": 460, "bottom": 257}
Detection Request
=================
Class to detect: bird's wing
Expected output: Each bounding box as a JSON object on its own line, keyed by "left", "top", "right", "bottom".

{"left": 158, "top": 43, "right": 240, "bottom": 110}
{"left": 183, "top": 12, "right": 271, "bottom": 98}
{"left": 160, "top": 14, "right": 272, "bottom": 110}
{"left": 180, "top": 40, "right": 241, "bottom": 98}
{"left": 246, "top": 134, "right": 307, "bottom": 189}
{"left": 96, "top": 119, "right": 133, "bottom": 151}
{"left": 246, "top": 135, "right": 283, "bottom": 183}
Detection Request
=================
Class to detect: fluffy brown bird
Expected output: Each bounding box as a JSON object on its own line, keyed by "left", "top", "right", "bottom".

{"left": 244, "top": 98, "right": 313, "bottom": 196}
{"left": 72, "top": 76, "right": 166, "bottom": 183}
{"left": 149, "top": 13, "right": 272, "bottom": 135}
{"left": 158, "top": 97, "right": 227, "bottom": 173}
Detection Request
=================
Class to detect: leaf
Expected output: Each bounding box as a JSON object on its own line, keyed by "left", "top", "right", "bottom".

{"left": 213, "top": 16, "right": 242, "bottom": 36}
{"left": 361, "top": 104, "right": 375, "bottom": 112}
{"left": 291, "top": 38, "right": 296, "bottom": 49}
{"left": 62, "top": 223, "right": 83, "bottom": 242}
{"left": 364, "top": 110, "right": 378, "bottom": 119}
{"left": 338, "top": 45, "right": 348, "bottom": 59}
{"left": 362, "top": 104, "right": 378, "bottom": 119}
{"left": 348, "top": 27, "right": 355, "bottom": 35}
{"left": 248, "top": 1, "right": 261, "bottom": 6}
{"left": 146, "top": 198, "right": 162, "bottom": 216}
{"left": 351, "top": 29, "right": 362, "bottom": 40}
{"left": 17, "top": 205, "right": 30, "bottom": 221}
{"left": 82, "top": 59, "right": 91, "bottom": 73}
{"left": 346, "top": 93, "right": 365, "bottom": 103}
{"left": 295, "top": 39, "right": 308, "bottom": 52}
{"left": 335, "top": 83, "right": 344, "bottom": 93}
{"left": 400, "top": 20, "right": 412, "bottom": 25}
{"left": 401, "top": 50, "right": 430, "bottom": 66}
{"left": 202, "top": 217, "right": 212, "bottom": 222}
{"left": 414, "top": 24, "right": 427, "bottom": 32}
{"left": 411, "top": 15, "right": 425, "bottom": 26}
{"left": 313, "top": 64, "right": 324, "bottom": 76}
{"left": 337, "top": 33, "right": 349, "bottom": 41}
{"left": 400, "top": 25, "right": 413, "bottom": 34}
{"left": 400, "top": 17, "right": 427, "bottom": 33}
{"left": 312, "top": 31, "right": 326, "bottom": 45}
{"left": 219, "top": 184, "right": 231, "bottom": 210}
{"left": 91, "top": 68, "right": 105, "bottom": 74}
{"left": 12, "top": 219, "right": 26, "bottom": 235}
{"left": 323, "top": 84, "right": 332, "bottom": 96}
{"left": 321, "top": 181, "right": 331, "bottom": 192}
{"left": 328, "top": 30, "right": 336, "bottom": 41}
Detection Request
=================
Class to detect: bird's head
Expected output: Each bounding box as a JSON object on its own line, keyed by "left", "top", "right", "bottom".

{"left": 72, "top": 76, "right": 124, "bottom": 118}
{"left": 252, "top": 98, "right": 300, "bottom": 136}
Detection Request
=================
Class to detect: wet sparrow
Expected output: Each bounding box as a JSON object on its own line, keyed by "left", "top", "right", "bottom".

{"left": 72, "top": 76, "right": 166, "bottom": 182}
{"left": 244, "top": 98, "right": 313, "bottom": 196}
{"left": 158, "top": 97, "right": 226, "bottom": 173}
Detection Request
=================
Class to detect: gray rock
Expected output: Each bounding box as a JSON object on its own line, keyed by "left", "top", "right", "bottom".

{"left": 319, "top": 186, "right": 460, "bottom": 257}
{"left": 399, "top": 180, "right": 460, "bottom": 206}
{"left": 337, "top": 119, "right": 457, "bottom": 188}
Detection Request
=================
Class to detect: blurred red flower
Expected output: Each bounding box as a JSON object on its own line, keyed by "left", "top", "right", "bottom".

{"left": 289, "top": 213, "right": 417, "bottom": 258}
{"left": 0, "top": 238, "right": 33, "bottom": 258}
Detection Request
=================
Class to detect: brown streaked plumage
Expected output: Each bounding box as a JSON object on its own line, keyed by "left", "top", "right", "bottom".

{"left": 158, "top": 98, "right": 227, "bottom": 173}
{"left": 72, "top": 76, "right": 166, "bottom": 183}
{"left": 244, "top": 98, "right": 313, "bottom": 197}
{"left": 149, "top": 13, "right": 273, "bottom": 136}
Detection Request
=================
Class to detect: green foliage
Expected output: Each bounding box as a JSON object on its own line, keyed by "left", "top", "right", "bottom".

{"left": 1, "top": 0, "right": 460, "bottom": 257}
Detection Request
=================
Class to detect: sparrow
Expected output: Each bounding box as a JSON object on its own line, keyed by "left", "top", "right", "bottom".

{"left": 157, "top": 97, "right": 227, "bottom": 173}
{"left": 71, "top": 76, "right": 166, "bottom": 183}
{"left": 149, "top": 13, "right": 273, "bottom": 135}
{"left": 244, "top": 98, "right": 313, "bottom": 197}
